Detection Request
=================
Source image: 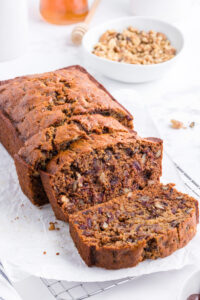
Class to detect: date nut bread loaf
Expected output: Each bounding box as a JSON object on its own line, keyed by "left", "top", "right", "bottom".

{"left": 15, "top": 114, "right": 131, "bottom": 205}
{"left": 69, "top": 183, "right": 199, "bottom": 269}
{"left": 0, "top": 65, "right": 133, "bottom": 157}
{"left": 40, "top": 132, "right": 163, "bottom": 221}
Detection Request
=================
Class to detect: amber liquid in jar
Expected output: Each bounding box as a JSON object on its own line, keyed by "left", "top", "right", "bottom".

{"left": 40, "top": 0, "right": 88, "bottom": 25}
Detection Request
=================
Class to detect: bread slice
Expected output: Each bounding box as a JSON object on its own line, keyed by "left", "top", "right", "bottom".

{"left": 69, "top": 183, "right": 199, "bottom": 269}
{"left": 40, "top": 132, "right": 163, "bottom": 221}
{"left": 15, "top": 115, "right": 130, "bottom": 205}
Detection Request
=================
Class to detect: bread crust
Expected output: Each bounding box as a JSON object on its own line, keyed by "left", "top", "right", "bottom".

{"left": 40, "top": 170, "right": 67, "bottom": 219}
{"left": 14, "top": 155, "right": 49, "bottom": 205}
{"left": 68, "top": 66, "right": 133, "bottom": 125}
{"left": 0, "top": 65, "right": 133, "bottom": 157}
{"left": 0, "top": 110, "right": 24, "bottom": 157}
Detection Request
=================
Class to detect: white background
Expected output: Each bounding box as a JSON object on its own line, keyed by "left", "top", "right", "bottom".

{"left": 0, "top": 0, "right": 200, "bottom": 299}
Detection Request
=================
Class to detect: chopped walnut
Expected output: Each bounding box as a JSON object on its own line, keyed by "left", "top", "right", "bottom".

{"left": 123, "top": 188, "right": 132, "bottom": 194}
{"left": 148, "top": 180, "right": 155, "bottom": 186}
{"left": 170, "top": 119, "right": 186, "bottom": 129}
{"left": 102, "top": 221, "right": 108, "bottom": 229}
{"left": 155, "top": 149, "right": 161, "bottom": 158}
{"left": 99, "top": 172, "right": 107, "bottom": 184}
{"left": 127, "top": 192, "right": 133, "bottom": 198}
{"left": 155, "top": 202, "right": 165, "bottom": 210}
{"left": 141, "top": 153, "right": 146, "bottom": 164}
{"left": 93, "top": 26, "right": 176, "bottom": 65}
{"left": 73, "top": 173, "right": 83, "bottom": 191}
{"left": 189, "top": 121, "right": 195, "bottom": 128}
{"left": 60, "top": 195, "right": 69, "bottom": 204}
{"left": 162, "top": 186, "right": 168, "bottom": 190}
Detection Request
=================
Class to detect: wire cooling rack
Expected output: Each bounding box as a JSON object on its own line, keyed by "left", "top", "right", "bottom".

{"left": 40, "top": 161, "right": 200, "bottom": 300}
{"left": 41, "top": 277, "right": 135, "bottom": 300}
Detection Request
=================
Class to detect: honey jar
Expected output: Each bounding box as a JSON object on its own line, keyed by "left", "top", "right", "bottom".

{"left": 40, "top": 0, "right": 88, "bottom": 25}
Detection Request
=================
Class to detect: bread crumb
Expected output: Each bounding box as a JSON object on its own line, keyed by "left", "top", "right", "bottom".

{"left": 49, "top": 222, "right": 56, "bottom": 231}
{"left": 56, "top": 252, "right": 60, "bottom": 256}
{"left": 189, "top": 121, "right": 195, "bottom": 128}
{"left": 43, "top": 251, "right": 46, "bottom": 255}
{"left": 49, "top": 221, "right": 60, "bottom": 231}
{"left": 170, "top": 119, "right": 186, "bottom": 129}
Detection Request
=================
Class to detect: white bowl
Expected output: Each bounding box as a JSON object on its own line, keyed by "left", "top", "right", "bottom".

{"left": 177, "top": 270, "right": 200, "bottom": 300}
{"left": 82, "top": 16, "right": 184, "bottom": 83}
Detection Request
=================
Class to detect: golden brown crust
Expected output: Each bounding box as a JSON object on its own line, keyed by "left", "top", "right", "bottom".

{"left": 41, "top": 169, "right": 68, "bottom": 220}
{"left": 0, "top": 65, "right": 133, "bottom": 154}
{"left": 14, "top": 155, "right": 49, "bottom": 205}
{"left": 45, "top": 132, "right": 162, "bottom": 174}
{"left": 19, "top": 115, "right": 130, "bottom": 167}
{"left": 69, "top": 184, "right": 198, "bottom": 269}
{"left": 0, "top": 110, "right": 24, "bottom": 157}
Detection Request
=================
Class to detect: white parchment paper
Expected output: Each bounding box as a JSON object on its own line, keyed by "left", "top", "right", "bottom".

{"left": 0, "top": 89, "right": 199, "bottom": 282}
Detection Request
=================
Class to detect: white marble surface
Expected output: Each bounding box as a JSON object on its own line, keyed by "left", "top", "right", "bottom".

{"left": 0, "top": 0, "right": 200, "bottom": 299}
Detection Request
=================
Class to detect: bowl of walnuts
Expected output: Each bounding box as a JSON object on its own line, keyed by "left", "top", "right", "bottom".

{"left": 82, "top": 16, "right": 184, "bottom": 83}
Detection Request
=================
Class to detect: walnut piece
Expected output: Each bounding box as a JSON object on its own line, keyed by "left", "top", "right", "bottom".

{"left": 102, "top": 221, "right": 108, "bottom": 229}
{"left": 123, "top": 188, "right": 132, "bottom": 194}
{"left": 99, "top": 172, "right": 106, "bottom": 184}
{"left": 189, "top": 121, "right": 195, "bottom": 128}
{"left": 148, "top": 180, "right": 155, "bottom": 186}
{"left": 171, "top": 119, "right": 186, "bottom": 129}
{"left": 141, "top": 153, "right": 146, "bottom": 164}
{"left": 155, "top": 202, "right": 165, "bottom": 210}
{"left": 155, "top": 149, "right": 161, "bottom": 158}
{"left": 60, "top": 195, "right": 69, "bottom": 204}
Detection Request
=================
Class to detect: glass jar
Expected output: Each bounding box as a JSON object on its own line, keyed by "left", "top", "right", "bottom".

{"left": 40, "top": 0, "right": 88, "bottom": 25}
{"left": 0, "top": 0, "right": 28, "bottom": 61}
